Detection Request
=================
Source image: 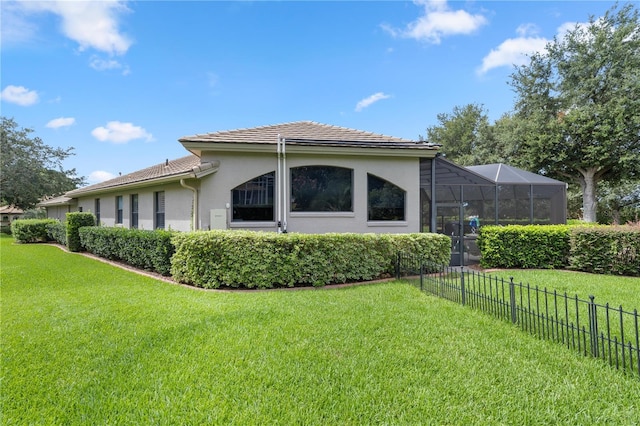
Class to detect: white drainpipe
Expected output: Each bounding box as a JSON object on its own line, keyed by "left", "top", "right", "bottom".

{"left": 179, "top": 161, "right": 220, "bottom": 231}
{"left": 276, "top": 134, "right": 282, "bottom": 233}
{"left": 180, "top": 179, "right": 198, "bottom": 230}
{"left": 281, "top": 137, "right": 287, "bottom": 233}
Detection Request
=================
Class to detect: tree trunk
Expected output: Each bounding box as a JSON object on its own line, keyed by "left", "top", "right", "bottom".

{"left": 578, "top": 168, "right": 599, "bottom": 222}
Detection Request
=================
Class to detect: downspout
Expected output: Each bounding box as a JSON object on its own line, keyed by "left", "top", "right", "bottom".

{"left": 430, "top": 156, "right": 437, "bottom": 232}
{"left": 180, "top": 179, "right": 198, "bottom": 230}
{"left": 282, "top": 137, "right": 288, "bottom": 233}
{"left": 276, "top": 134, "right": 282, "bottom": 233}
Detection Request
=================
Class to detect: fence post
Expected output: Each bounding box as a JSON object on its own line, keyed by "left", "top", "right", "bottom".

{"left": 460, "top": 266, "right": 466, "bottom": 306}
{"left": 420, "top": 261, "right": 424, "bottom": 292}
{"left": 509, "top": 277, "right": 517, "bottom": 324}
{"left": 395, "top": 252, "right": 400, "bottom": 280}
{"left": 588, "top": 295, "right": 599, "bottom": 358}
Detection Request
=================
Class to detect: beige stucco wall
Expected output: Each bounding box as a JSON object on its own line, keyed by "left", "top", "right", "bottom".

{"left": 46, "top": 205, "right": 74, "bottom": 222}
{"left": 76, "top": 182, "right": 194, "bottom": 232}
{"left": 198, "top": 151, "right": 421, "bottom": 234}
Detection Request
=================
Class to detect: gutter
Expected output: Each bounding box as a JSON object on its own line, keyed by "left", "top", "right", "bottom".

{"left": 181, "top": 161, "right": 220, "bottom": 230}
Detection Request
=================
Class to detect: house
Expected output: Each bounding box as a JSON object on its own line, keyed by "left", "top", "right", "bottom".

{"left": 58, "top": 121, "right": 440, "bottom": 233}
{"left": 0, "top": 205, "right": 25, "bottom": 232}
{"left": 37, "top": 195, "right": 77, "bottom": 222}
{"left": 41, "top": 121, "right": 566, "bottom": 264}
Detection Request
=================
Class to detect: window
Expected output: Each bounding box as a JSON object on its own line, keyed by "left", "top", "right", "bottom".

{"left": 232, "top": 172, "right": 274, "bottom": 221}
{"left": 154, "top": 191, "right": 165, "bottom": 229}
{"left": 95, "top": 199, "right": 100, "bottom": 224}
{"left": 116, "top": 196, "right": 123, "bottom": 224}
{"left": 130, "top": 194, "right": 139, "bottom": 228}
{"left": 290, "top": 166, "right": 353, "bottom": 212}
{"left": 367, "top": 174, "right": 406, "bottom": 221}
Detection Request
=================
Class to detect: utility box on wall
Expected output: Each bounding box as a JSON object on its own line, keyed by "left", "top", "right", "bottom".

{"left": 210, "top": 209, "right": 227, "bottom": 230}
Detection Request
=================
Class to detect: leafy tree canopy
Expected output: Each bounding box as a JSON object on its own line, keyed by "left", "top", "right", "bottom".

{"left": 509, "top": 2, "right": 640, "bottom": 221}
{"left": 424, "top": 103, "right": 495, "bottom": 166}
{"left": 1, "top": 116, "right": 85, "bottom": 209}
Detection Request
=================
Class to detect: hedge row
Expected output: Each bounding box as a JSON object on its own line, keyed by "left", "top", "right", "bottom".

{"left": 46, "top": 221, "right": 67, "bottom": 245}
{"left": 66, "top": 212, "right": 96, "bottom": 252}
{"left": 170, "top": 231, "right": 451, "bottom": 289}
{"left": 10, "top": 219, "right": 58, "bottom": 243}
{"left": 478, "top": 224, "right": 639, "bottom": 276}
{"left": 79, "top": 226, "right": 175, "bottom": 276}
{"left": 477, "top": 225, "right": 571, "bottom": 269}
{"left": 570, "top": 226, "right": 640, "bottom": 276}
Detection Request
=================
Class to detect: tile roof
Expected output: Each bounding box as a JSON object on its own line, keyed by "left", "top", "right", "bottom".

{"left": 37, "top": 195, "right": 75, "bottom": 207}
{"left": 180, "top": 121, "right": 425, "bottom": 147}
{"left": 0, "top": 205, "right": 24, "bottom": 214}
{"left": 64, "top": 122, "right": 437, "bottom": 199}
{"left": 67, "top": 155, "right": 201, "bottom": 196}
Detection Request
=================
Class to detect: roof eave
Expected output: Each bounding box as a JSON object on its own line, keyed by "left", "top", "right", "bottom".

{"left": 181, "top": 141, "right": 439, "bottom": 158}
{"left": 66, "top": 172, "right": 196, "bottom": 198}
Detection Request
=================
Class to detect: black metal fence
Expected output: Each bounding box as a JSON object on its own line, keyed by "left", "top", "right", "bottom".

{"left": 396, "top": 252, "right": 640, "bottom": 378}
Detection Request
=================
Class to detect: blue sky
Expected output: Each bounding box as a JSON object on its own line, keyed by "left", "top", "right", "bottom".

{"left": 1, "top": 0, "right": 619, "bottom": 185}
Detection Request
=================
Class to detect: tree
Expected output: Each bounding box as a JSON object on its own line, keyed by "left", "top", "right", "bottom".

{"left": 509, "top": 3, "right": 640, "bottom": 222}
{"left": 597, "top": 179, "right": 640, "bottom": 224}
{"left": 424, "top": 103, "right": 497, "bottom": 166}
{"left": 1, "top": 117, "right": 85, "bottom": 209}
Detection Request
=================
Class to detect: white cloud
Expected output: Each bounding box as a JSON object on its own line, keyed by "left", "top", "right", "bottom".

{"left": 0, "top": 2, "right": 38, "bottom": 46}
{"left": 383, "top": 0, "right": 488, "bottom": 44}
{"left": 15, "top": 0, "right": 132, "bottom": 55}
{"left": 477, "top": 19, "right": 589, "bottom": 75}
{"left": 88, "top": 170, "right": 117, "bottom": 184}
{"left": 89, "top": 56, "right": 130, "bottom": 75}
{"left": 91, "top": 121, "right": 154, "bottom": 144}
{"left": 477, "top": 36, "right": 549, "bottom": 75}
{"left": 0, "top": 85, "right": 39, "bottom": 106}
{"left": 355, "top": 92, "right": 391, "bottom": 112}
{"left": 46, "top": 117, "right": 76, "bottom": 129}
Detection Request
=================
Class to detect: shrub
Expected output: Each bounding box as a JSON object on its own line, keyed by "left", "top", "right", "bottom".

{"left": 569, "top": 226, "right": 640, "bottom": 276}
{"left": 170, "top": 231, "right": 450, "bottom": 289}
{"left": 66, "top": 212, "right": 96, "bottom": 252}
{"left": 79, "top": 227, "right": 175, "bottom": 275}
{"left": 10, "top": 219, "right": 58, "bottom": 243}
{"left": 477, "top": 225, "right": 571, "bottom": 269}
{"left": 46, "top": 221, "right": 67, "bottom": 245}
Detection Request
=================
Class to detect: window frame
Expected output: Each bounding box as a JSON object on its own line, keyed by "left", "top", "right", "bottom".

{"left": 95, "top": 198, "right": 100, "bottom": 224}
{"left": 154, "top": 191, "right": 165, "bottom": 229}
{"left": 290, "top": 166, "right": 353, "bottom": 213}
{"left": 231, "top": 172, "right": 275, "bottom": 222}
{"left": 115, "top": 195, "right": 123, "bottom": 224}
{"left": 130, "top": 194, "right": 139, "bottom": 229}
{"left": 367, "top": 174, "right": 406, "bottom": 222}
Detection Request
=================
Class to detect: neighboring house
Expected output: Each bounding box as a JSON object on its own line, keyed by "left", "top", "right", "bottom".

{"left": 42, "top": 121, "right": 566, "bottom": 245}
{"left": 0, "top": 205, "right": 25, "bottom": 232}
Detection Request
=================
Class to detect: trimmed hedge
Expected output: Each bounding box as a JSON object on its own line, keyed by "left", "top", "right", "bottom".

{"left": 170, "top": 231, "right": 451, "bottom": 289}
{"left": 477, "top": 225, "right": 571, "bottom": 269}
{"left": 569, "top": 226, "right": 640, "bottom": 276}
{"left": 10, "top": 219, "right": 58, "bottom": 243}
{"left": 79, "top": 226, "right": 175, "bottom": 276}
{"left": 46, "top": 221, "right": 67, "bottom": 245}
{"left": 66, "top": 212, "right": 96, "bottom": 252}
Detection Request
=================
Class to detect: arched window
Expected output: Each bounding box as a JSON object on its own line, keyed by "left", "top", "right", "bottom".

{"left": 368, "top": 174, "right": 406, "bottom": 221}
{"left": 290, "top": 166, "right": 353, "bottom": 212}
{"left": 232, "top": 172, "right": 275, "bottom": 221}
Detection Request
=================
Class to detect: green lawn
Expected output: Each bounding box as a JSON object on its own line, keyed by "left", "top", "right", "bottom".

{"left": 478, "top": 268, "right": 640, "bottom": 310}
{"left": 2, "top": 235, "right": 639, "bottom": 424}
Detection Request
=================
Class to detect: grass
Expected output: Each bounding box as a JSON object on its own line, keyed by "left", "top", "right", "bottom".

{"left": 478, "top": 268, "right": 640, "bottom": 310}
{"left": 2, "top": 234, "right": 639, "bottom": 424}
